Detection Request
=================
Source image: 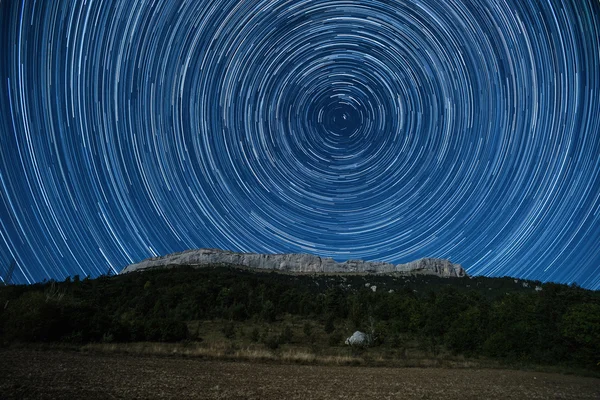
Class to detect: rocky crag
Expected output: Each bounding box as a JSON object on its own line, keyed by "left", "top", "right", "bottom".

{"left": 120, "top": 248, "right": 467, "bottom": 278}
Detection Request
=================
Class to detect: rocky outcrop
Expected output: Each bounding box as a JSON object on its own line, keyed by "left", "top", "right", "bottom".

{"left": 120, "top": 248, "right": 467, "bottom": 278}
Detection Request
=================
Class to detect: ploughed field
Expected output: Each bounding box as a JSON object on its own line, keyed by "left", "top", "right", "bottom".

{"left": 1, "top": 349, "right": 599, "bottom": 400}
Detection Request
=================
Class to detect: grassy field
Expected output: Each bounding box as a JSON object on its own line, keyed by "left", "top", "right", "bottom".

{"left": 68, "top": 317, "right": 597, "bottom": 377}
{"left": 1, "top": 348, "right": 599, "bottom": 399}
{"left": 87, "top": 318, "right": 491, "bottom": 368}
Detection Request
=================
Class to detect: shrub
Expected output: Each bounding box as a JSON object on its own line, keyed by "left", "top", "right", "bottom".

{"left": 221, "top": 321, "right": 236, "bottom": 339}
{"left": 279, "top": 325, "right": 293, "bottom": 343}
{"left": 264, "top": 335, "right": 280, "bottom": 350}
{"left": 324, "top": 315, "right": 335, "bottom": 334}
{"left": 303, "top": 322, "right": 313, "bottom": 338}
{"left": 250, "top": 327, "right": 260, "bottom": 342}
{"left": 328, "top": 332, "right": 343, "bottom": 346}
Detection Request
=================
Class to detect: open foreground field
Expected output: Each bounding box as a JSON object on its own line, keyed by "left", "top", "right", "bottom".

{"left": 1, "top": 349, "right": 599, "bottom": 399}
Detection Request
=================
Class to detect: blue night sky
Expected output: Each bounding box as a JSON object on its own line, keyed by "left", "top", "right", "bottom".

{"left": 1, "top": 0, "right": 599, "bottom": 289}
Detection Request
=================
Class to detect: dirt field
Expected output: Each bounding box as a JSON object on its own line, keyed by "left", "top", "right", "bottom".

{"left": 1, "top": 349, "right": 598, "bottom": 399}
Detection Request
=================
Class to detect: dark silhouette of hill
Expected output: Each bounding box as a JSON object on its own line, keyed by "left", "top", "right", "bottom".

{"left": 0, "top": 265, "right": 598, "bottom": 371}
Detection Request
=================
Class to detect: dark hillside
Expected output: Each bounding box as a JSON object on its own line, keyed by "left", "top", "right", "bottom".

{"left": 0, "top": 265, "right": 598, "bottom": 371}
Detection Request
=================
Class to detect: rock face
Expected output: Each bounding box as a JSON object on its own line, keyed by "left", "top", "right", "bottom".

{"left": 120, "top": 248, "right": 467, "bottom": 278}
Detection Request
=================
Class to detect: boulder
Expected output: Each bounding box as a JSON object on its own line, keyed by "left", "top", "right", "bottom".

{"left": 345, "top": 331, "right": 370, "bottom": 346}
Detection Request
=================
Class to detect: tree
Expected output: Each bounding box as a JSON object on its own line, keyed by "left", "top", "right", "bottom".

{"left": 445, "top": 306, "right": 485, "bottom": 354}
{"left": 561, "top": 303, "right": 600, "bottom": 367}
{"left": 324, "top": 314, "right": 335, "bottom": 334}
{"left": 260, "top": 300, "right": 276, "bottom": 322}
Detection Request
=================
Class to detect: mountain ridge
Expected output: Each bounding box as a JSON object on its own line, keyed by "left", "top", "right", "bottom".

{"left": 120, "top": 248, "right": 467, "bottom": 278}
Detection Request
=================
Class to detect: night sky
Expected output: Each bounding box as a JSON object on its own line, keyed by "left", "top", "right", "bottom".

{"left": 1, "top": 0, "right": 599, "bottom": 289}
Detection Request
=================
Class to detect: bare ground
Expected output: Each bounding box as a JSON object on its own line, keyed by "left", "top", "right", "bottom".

{"left": 1, "top": 349, "right": 598, "bottom": 399}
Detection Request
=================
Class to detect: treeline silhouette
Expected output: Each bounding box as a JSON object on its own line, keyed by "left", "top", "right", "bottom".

{"left": 0, "top": 265, "right": 598, "bottom": 369}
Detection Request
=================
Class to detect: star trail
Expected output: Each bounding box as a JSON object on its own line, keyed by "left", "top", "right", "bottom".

{"left": 1, "top": 0, "right": 599, "bottom": 289}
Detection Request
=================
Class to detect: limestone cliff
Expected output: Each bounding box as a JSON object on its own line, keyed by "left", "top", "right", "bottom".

{"left": 120, "top": 248, "right": 466, "bottom": 278}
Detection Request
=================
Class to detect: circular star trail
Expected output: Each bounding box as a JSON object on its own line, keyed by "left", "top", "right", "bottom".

{"left": 1, "top": 0, "right": 599, "bottom": 289}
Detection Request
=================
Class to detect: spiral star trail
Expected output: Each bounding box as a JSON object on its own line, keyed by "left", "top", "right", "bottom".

{"left": 1, "top": 0, "right": 599, "bottom": 289}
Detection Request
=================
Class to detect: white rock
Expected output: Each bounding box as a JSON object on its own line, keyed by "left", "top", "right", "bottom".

{"left": 345, "top": 331, "right": 370, "bottom": 346}
{"left": 371, "top": 285, "right": 377, "bottom": 292}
